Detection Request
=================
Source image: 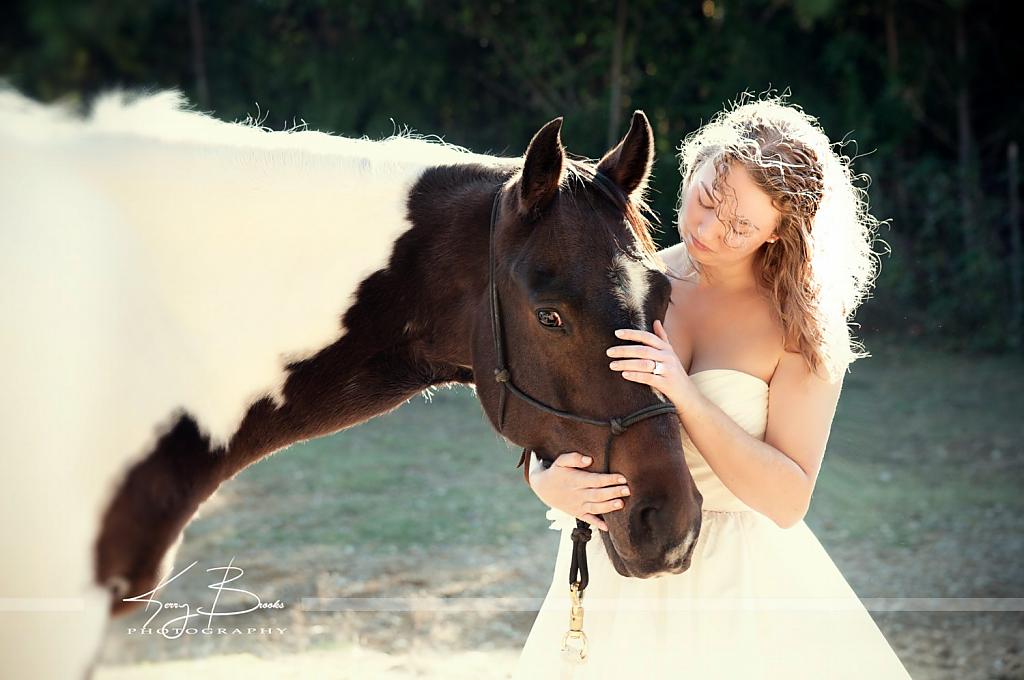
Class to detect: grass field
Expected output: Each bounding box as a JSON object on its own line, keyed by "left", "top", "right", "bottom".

{"left": 97, "top": 336, "right": 1024, "bottom": 679}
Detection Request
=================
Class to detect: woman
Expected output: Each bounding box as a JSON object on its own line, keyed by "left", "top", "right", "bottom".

{"left": 511, "top": 97, "right": 912, "bottom": 679}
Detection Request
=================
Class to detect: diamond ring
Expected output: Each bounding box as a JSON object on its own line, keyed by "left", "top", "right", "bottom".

{"left": 652, "top": 360, "right": 664, "bottom": 376}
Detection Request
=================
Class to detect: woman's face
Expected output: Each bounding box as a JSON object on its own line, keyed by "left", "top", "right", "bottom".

{"left": 678, "top": 158, "right": 781, "bottom": 264}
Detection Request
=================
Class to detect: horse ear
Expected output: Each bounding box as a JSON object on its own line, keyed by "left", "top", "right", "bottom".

{"left": 518, "top": 117, "right": 565, "bottom": 218}
{"left": 596, "top": 110, "right": 654, "bottom": 197}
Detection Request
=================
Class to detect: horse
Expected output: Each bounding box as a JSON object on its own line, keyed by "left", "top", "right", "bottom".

{"left": 0, "top": 88, "right": 702, "bottom": 677}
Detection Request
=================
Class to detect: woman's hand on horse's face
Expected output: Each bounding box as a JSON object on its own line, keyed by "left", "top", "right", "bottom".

{"left": 607, "top": 319, "right": 693, "bottom": 406}
{"left": 528, "top": 451, "right": 630, "bottom": 532}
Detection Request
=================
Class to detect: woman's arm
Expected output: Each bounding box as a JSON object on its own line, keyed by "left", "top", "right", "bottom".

{"left": 608, "top": 324, "right": 843, "bottom": 529}
{"left": 673, "top": 350, "right": 843, "bottom": 528}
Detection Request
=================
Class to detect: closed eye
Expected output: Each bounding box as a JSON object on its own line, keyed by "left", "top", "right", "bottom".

{"left": 697, "top": 185, "right": 715, "bottom": 210}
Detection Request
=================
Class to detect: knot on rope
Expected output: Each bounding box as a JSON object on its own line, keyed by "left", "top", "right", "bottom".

{"left": 571, "top": 526, "right": 592, "bottom": 543}
{"left": 494, "top": 368, "right": 510, "bottom": 383}
{"left": 609, "top": 417, "right": 626, "bottom": 435}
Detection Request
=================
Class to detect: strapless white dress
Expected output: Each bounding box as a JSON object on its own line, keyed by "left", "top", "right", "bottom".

{"left": 511, "top": 369, "right": 912, "bottom": 679}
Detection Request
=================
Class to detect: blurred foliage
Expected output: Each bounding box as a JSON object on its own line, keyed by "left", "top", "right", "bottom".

{"left": 1, "top": 0, "right": 1020, "bottom": 353}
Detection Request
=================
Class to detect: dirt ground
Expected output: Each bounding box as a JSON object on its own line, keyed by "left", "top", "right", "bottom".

{"left": 96, "top": 524, "right": 1023, "bottom": 679}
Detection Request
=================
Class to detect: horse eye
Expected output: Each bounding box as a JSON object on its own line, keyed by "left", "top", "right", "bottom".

{"left": 537, "top": 309, "right": 563, "bottom": 328}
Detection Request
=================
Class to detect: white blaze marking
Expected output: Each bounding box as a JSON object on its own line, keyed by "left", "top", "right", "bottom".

{"left": 610, "top": 253, "right": 650, "bottom": 331}
{"left": 609, "top": 253, "right": 666, "bottom": 402}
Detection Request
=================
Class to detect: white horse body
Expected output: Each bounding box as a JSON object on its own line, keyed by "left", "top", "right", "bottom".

{"left": 0, "top": 89, "right": 506, "bottom": 676}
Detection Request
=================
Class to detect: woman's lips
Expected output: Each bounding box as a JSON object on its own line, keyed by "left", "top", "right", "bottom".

{"left": 691, "top": 234, "right": 713, "bottom": 252}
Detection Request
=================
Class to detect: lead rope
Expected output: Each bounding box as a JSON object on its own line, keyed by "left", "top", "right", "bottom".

{"left": 561, "top": 426, "right": 617, "bottom": 663}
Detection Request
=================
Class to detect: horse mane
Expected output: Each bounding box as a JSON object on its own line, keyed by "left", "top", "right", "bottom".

{"left": 561, "top": 157, "right": 666, "bottom": 273}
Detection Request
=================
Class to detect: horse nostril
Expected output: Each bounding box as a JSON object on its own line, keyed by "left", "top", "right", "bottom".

{"left": 638, "top": 503, "right": 660, "bottom": 533}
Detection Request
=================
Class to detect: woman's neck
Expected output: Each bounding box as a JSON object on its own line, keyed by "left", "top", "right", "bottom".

{"left": 679, "top": 250, "right": 759, "bottom": 294}
{"left": 697, "top": 262, "right": 758, "bottom": 293}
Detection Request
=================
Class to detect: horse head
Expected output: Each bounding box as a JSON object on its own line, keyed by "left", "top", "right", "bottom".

{"left": 473, "top": 112, "right": 703, "bottom": 577}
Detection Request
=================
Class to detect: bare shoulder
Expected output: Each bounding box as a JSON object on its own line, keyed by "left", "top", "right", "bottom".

{"left": 656, "top": 243, "right": 691, "bottom": 275}
{"left": 656, "top": 243, "right": 697, "bottom": 294}
{"left": 656, "top": 244, "right": 698, "bottom": 320}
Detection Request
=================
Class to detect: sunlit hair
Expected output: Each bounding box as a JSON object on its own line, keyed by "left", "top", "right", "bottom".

{"left": 674, "top": 93, "right": 882, "bottom": 382}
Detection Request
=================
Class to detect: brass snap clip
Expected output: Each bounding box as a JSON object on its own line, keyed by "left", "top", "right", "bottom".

{"left": 560, "top": 581, "right": 588, "bottom": 662}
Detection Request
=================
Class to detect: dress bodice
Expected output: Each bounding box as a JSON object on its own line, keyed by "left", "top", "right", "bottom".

{"left": 684, "top": 369, "right": 769, "bottom": 512}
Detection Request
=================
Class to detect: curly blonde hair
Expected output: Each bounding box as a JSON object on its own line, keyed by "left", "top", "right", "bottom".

{"left": 674, "top": 93, "right": 882, "bottom": 382}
